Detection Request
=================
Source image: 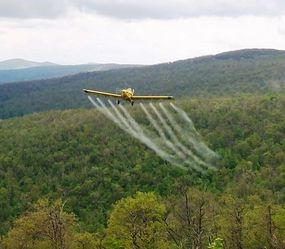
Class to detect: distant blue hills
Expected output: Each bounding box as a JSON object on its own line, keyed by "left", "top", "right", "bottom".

{"left": 0, "top": 59, "right": 142, "bottom": 84}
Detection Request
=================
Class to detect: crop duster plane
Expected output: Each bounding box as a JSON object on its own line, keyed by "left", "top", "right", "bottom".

{"left": 83, "top": 88, "right": 174, "bottom": 105}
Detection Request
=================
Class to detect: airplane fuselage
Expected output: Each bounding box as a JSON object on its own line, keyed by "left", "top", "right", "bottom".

{"left": 121, "top": 88, "right": 135, "bottom": 103}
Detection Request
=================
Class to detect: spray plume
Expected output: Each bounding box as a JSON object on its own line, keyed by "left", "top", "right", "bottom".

{"left": 115, "top": 102, "right": 187, "bottom": 169}
{"left": 149, "top": 103, "right": 209, "bottom": 170}
{"left": 87, "top": 96, "right": 218, "bottom": 172}
{"left": 88, "top": 97, "right": 184, "bottom": 168}
{"left": 169, "top": 102, "right": 220, "bottom": 162}
{"left": 159, "top": 103, "right": 215, "bottom": 161}
{"left": 140, "top": 103, "right": 185, "bottom": 159}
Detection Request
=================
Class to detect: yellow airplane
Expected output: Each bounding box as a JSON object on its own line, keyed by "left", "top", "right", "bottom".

{"left": 83, "top": 88, "right": 174, "bottom": 105}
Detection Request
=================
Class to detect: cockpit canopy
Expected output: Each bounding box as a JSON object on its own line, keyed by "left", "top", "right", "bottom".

{"left": 122, "top": 88, "right": 135, "bottom": 94}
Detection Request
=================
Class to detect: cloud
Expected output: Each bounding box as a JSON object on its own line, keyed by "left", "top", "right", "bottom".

{"left": 0, "top": 0, "right": 68, "bottom": 18}
{"left": 1, "top": 13, "right": 285, "bottom": 65}
{"left": 0, "top": 0, "right": 285, "bottom": 19}
{"left": 73, "top": 0, "right": 285, "bottom": 19}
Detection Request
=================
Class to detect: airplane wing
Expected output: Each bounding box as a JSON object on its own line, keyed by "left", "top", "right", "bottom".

{"left": 132, "top": 95, "right": 174, "bottom": 100}
{"left": 83, "top": 89, "right": 121, "bottom": 98}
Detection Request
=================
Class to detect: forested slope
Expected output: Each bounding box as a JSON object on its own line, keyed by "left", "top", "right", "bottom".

{"left": 1, "top": 49, "right": 285, "bottom": 119}
{"left": 0, "top": 94, "right": 284, "bottom": 240}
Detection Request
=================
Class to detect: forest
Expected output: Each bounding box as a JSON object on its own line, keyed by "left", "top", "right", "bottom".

{"left": 0, "top": 94, "right": 284, "bottom": 248}
{"left": 1, "top": 48, "right": 285, "bottom": 119}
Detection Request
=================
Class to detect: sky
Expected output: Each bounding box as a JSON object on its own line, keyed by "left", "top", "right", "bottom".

{"left": 0, "top": 0, "right": 285, "bottom": 65}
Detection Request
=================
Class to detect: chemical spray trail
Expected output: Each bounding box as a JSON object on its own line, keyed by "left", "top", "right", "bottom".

{"left": 87, "top": 96, "right": 219, "bottom": 171}
{"left": 142, "top": 104, "right": 205, "bottom": 172}
{"left": 149, "top": 103, "right": 208, "bottom": 171}
{"left": 108, "top": 99, "right": 136, "bottom": 133}
{"left": 170, "top": 103, "right": 197, "bottom": 132}
{"left": 88, "top": 96, "right": 124, "bottom": 130}
{"left": 88, "top": 96, "right": 183, "bottom": 168}
{"left": 140, "top": 103, "right": 185, "bottom": 160}
{"left": 118, "top": 104, "right": 145, "bottom": 135}
{"left": 159, "top": 103, "right": 217, "bottom": 168}
{"left": 116, "top": 102, "right": 186, "bottom": 169}
{"left": 104, "top": 98, "right": 175, "bottom": 164}
{"left": 169, "top": 103, "right": 220, "bottom": 162}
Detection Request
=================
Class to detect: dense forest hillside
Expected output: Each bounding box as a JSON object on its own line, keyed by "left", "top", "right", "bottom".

{"left": 0, "top": 49, "right": 285, "bottom": 119}
{"left": 1, "top": 95, "right": 284, "bottom": 247}
{"left": 0, "top": 63, "right": 141, "bottom": 84}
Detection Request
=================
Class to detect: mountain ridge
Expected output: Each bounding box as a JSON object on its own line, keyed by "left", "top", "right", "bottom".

{"left": 1, "top": 48, "right": 285, "bottom": 119}
{"left": 0, "top": 60, "right": 143, "bottom": 84}
{"left": 0, "top": 58, "right": 58, "bottom": 70}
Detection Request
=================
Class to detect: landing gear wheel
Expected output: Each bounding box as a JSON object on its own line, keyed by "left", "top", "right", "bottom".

{"left": 131, "top": 101, "right": 134, "bottom": 106}
{"left": 117, "top": 100, "right": 120, "bottom": 105}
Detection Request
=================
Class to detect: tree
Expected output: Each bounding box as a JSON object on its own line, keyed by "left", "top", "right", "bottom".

{"left": 0, "top": 198, "right": 92, "bottom": 249}
{"left": 164, "top": 188, "right": 217, "bottom": 249}
{"left": 243, "top": 204, "right": 285, "bottom": 249}
{"left": 104, "top": 192, "right": 171, "bottom": 249}
{"left": 217, "top": 195, "right": 245, "bottom": 249}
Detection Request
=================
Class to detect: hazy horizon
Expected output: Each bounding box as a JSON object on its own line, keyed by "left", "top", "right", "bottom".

{"left": 1, "top": 47, "right": 284, "bottom": 66}
{"left": 1, "top": 1, "right": 285, "bottom": 64}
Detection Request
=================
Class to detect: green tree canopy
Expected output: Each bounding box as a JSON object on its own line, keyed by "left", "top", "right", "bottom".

{"left": 104, "top": 192, "right": 171, "bottom": 249}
